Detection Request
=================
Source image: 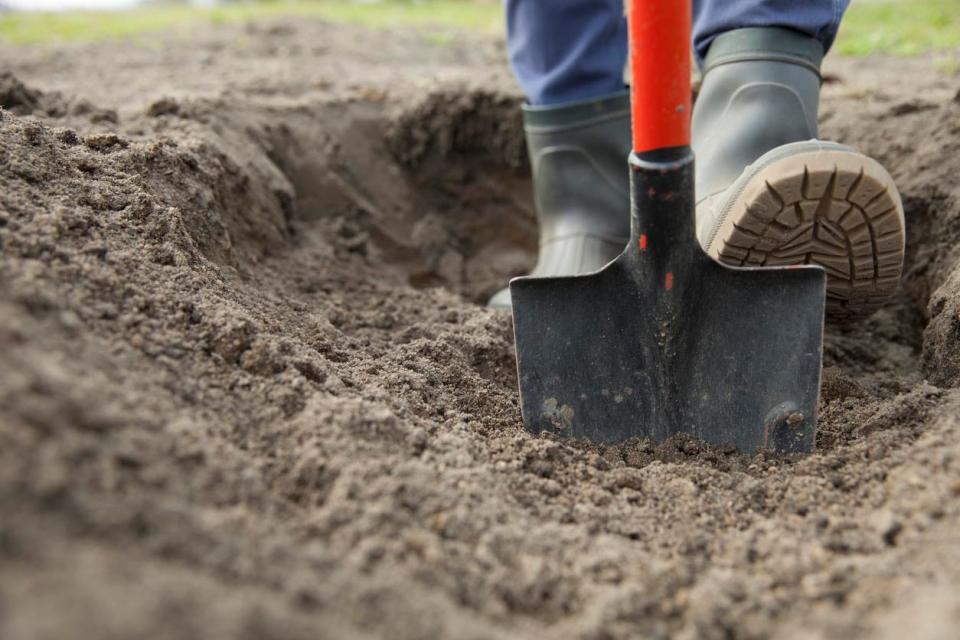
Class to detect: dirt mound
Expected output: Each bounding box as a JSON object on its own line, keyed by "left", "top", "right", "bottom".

{"left": 2, "top": 20, "right": 960, "bottom": 640}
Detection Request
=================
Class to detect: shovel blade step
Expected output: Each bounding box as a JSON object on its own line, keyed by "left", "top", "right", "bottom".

{"left": 511, "top": 258, "right": 825, "bottom": 453}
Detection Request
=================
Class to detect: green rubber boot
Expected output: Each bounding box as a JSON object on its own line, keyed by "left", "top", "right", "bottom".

{"left": 488, "top": 92, "right": 632, "bottom": 309}
{"left": 693, "top": 28, "right": 905, "bottom": 319}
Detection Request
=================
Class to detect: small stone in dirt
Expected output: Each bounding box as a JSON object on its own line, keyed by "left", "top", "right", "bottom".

{"left": 814, "top": 513, "right": 831, "bottom": 531}
{"left": 19, "top": 120, "right": 45, "bottom": 144}
{"left": 209, "top": 316, "right": 256, "bottom": 363}
{"left": 587, "top": 454, "right": 609, "bottom": 471}
{"left": 268, "top": 378, "right": 306, "bottom": 417}
{"left": 58, "top": 310, "right": 82, "bottom": 332}
{"left": 870, "top": 510, "right": 903, "bottom": 546}
{"left": 84, "top": 133, "right": 129, "bottom": 152}
{"left": 526, "top": 459, "right": 554, "bottom": 478}
{"left": 608, "top": 467, "right": 644, "bottom": 491}
{"left": 147, "top": 97, "right": 181, "bottom": 118}
{"left": 55, "top": 128, "right": 80, "bottom": 146}
{"left": 81, "top": 243, "right": 108, "bottom": 259}
{"left": 290, "top": 357, "right": 327, "bottom": 384}
{"left": 149, "top": 244, "right": 178, "bottom": 266}
{"left": 241, "top": 338, "right": 288, "bottom": 376}
{"left": 407, "top": 427, "right": 428, "bottom": 455}
{"left": 820, "top": 366, "right": 868, "bottom": 402}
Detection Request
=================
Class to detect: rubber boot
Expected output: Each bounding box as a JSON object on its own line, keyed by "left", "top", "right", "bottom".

{"left": 488, "top": 91, "right": 631, "bottom": 309}
{"left": 693, "top": 28, "right": 905, "bottom": 319}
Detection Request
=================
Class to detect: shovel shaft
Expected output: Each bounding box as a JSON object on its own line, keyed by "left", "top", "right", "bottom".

{"left": 628, "top": 0, "right": 691, "bottom": 153}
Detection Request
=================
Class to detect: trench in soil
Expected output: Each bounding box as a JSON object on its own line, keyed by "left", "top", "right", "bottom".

{"left": 164, "top": 78, "right": 960, "bottom": 475}
{"left": 246, "top": 90, "right": 936, "bottom": 415}
{"left": 171, "top": 89, "right": 953, "bottom": 461}
{"left": 154, "top": 82, "right": 954, "bottom": 467}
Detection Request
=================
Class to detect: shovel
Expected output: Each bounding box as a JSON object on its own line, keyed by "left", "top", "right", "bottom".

{"left": 509, "top": 0, "right": 826, "bottom": 453}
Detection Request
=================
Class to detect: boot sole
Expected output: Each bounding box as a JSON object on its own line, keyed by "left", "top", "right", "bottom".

{"left": 702, "top": 142, "right": 905, "bottom": 319}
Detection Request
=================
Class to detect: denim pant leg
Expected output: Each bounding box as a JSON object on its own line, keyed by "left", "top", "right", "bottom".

{"left": 504, "top": 0, "right": 628, "bottom": 106}
{"left": 692, "top": 0, "right": 851, "bottom": 60}
{"left": 505, "top": 0, "right": 850, "bottom": 107}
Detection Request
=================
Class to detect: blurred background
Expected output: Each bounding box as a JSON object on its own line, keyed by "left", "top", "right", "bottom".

{"left": 0, "top": 0, "right": 956, "bottom": 60}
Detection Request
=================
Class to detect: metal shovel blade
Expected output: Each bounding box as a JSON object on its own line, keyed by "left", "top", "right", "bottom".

{"left": 510, "top": 149, "right": 826, "bottom": 454}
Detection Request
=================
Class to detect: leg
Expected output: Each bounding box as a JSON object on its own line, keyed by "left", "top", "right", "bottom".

{"left": 491, "top": 0, "right": 632, "bottom": 308}
{"left": 691, "top": 1, "right": 905, "bottom": 318}
{"left": 505, "top": 0, "right": 628, "bottom": 106}
{"left": 692, "top": 0, "right": 850, "bottom": 62}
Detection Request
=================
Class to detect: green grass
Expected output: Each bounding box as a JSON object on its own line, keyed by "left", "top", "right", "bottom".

{"left": 1, "top": 0, "right": 958, "bottom": 58}
{"left": 835, "top": 0, "right": 960, "bottom": 56}
{"left": 0, "top": 0, "right": 501, "bottom": 45}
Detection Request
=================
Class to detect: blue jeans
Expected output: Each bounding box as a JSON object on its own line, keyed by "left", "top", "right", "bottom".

{"left": 506, "top": 0, "right": 850, "bottom": 106}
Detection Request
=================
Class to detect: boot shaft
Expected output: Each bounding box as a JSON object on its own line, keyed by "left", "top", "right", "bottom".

{"left": 693, "top": 27, "right": 824, "bottom": 202}
{"left": 523, "top": 91, "right": 633, "bottom": 245}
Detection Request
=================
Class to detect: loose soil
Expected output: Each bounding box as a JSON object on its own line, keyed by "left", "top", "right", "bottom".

{"left": 2, "top": 18, "right": 960, "bottom": 640}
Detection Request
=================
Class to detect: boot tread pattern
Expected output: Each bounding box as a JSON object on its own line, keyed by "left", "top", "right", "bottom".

{"left": 711, "top": 157, "right": 905, "bottom": 319}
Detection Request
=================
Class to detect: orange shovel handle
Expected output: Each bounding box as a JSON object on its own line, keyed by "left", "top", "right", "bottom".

{"left": 627, "top": 0, "right": 692, "bottom": 153}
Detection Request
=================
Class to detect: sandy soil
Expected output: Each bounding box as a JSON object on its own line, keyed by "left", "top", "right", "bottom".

{"left": 2, "top": 17, "right": 960, "bottom": 640}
